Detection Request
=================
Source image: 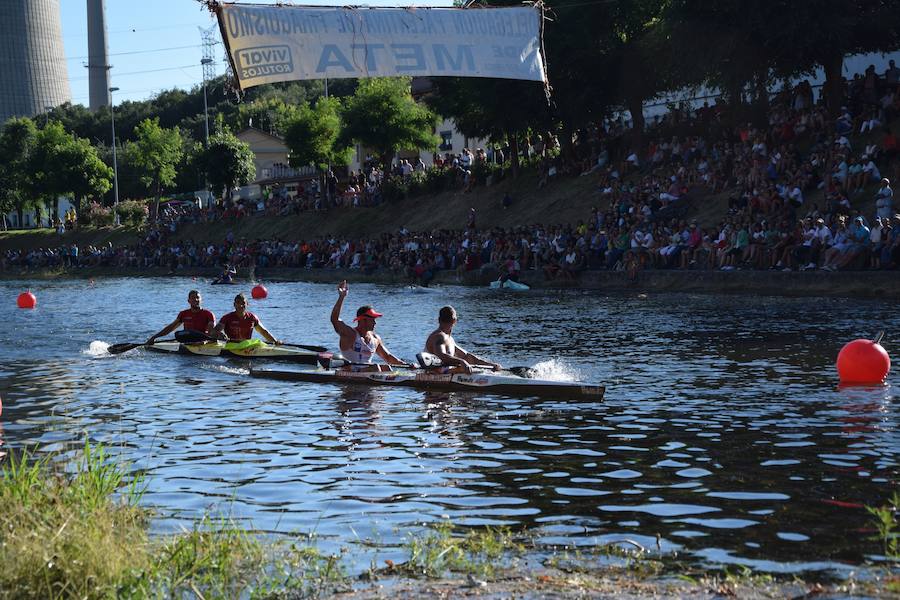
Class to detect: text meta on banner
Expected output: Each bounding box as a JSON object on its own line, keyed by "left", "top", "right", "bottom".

{"left": 216, "top": 4, "right": 547, "bottom": 89}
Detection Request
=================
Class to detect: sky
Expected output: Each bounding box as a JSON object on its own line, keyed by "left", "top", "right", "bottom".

{"left": 60, "top": 0, "right": 452, "bottom": 105}
{"left": 58, "top": 1, "right": 900, "bottom": 107}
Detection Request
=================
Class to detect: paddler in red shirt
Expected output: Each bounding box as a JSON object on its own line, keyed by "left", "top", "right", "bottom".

{"left": 146, "top": 289, "right": 216, "bottom": 345}
{"left": 214, "top": 292, "right": 282, "bottom": 344}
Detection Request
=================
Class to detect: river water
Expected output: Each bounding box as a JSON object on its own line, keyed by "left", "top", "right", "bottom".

{"left": 0, "top": 278, "right": 896, "bottom": 576}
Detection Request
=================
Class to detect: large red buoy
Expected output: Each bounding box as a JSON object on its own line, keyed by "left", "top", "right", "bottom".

{"left": 16, "top": 291, "right": 36, "bottom": 309}
{"left": 251, "top": 284, "right": 268, "bottom": 300}
{"left": 836, "top": 337, "right": 890, "bottom": 385}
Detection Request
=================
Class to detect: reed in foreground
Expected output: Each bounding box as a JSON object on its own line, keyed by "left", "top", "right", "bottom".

{"left": 0, "top": 442, "right": 347, "bottom": 600}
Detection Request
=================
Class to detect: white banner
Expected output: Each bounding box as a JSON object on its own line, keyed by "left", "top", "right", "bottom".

{"left": 216, "top": 4, "right": 546, "bottom": 89}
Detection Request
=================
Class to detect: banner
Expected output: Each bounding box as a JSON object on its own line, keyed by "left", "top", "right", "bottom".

{"left": 216, "top": 4, "right": 546, "bottom": 90}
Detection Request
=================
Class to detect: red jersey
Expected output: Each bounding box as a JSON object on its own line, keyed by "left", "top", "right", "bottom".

{"left": 218, "top": 311, "right": 260, "bottom": 341}
{"left": 178, "top": 308, "right": 215, "bottom": 333}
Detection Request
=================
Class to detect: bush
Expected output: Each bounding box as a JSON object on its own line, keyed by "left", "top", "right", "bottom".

{"left": 86, "top": 201, "right": 114, "bottom": 226}
{"left": 116, "top": 199, "right": 149, "bottom": 226}
{"left": 381, "top": 175, "right": 409, "bottom": 202}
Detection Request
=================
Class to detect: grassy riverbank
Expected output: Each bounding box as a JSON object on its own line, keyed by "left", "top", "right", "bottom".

{"left": 2, "top": 443, "right": 896, "bottom": 599}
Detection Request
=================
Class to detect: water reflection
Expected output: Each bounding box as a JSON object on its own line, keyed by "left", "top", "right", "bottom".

{"left": 0, "top": 278, "right": 897, "bottom": 575}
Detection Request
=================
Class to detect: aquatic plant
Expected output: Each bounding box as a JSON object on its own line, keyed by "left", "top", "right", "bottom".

{"left": 867, "top": 491, "right": 900, "bottom": 561}
{"left": 402, "top": 521, "right": 523, "bottom": 578}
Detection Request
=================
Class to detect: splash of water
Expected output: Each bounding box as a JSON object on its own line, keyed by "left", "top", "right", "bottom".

{"left": 84, "top": 341, "right": 111, "bottom": 357}
{"left": 205, "top": 364, "right": 249, "bottom": 376}
{"left": 530, "top": 358, "right": 580, "bottom": 382}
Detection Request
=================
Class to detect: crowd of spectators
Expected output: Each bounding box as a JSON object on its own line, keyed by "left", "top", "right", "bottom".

{"left": 5, "top": 64, "right": 900, "bottom": 279}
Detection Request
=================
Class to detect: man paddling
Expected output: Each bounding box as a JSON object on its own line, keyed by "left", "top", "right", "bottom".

{"left": 331, "top": 279, "right": 406, "bottom": 371}
{"left": 424, "top": 306, "right": 502, "bottom": 374}
{"left": 146, "top": 289, "right": 215, "bottom": 345}
{"left": 214, "top": 293, "right": 282, "bottom": 344}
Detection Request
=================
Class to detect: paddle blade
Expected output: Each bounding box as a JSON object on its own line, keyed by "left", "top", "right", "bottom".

{"left": 175, "top": 329, "right": 214, "bottom": 344}
{"left": 107, "top": 342, "right": 142, "bottom": 355}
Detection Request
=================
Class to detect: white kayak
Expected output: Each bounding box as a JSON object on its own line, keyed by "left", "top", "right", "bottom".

{"left": 250, "top": 365, "right": 605, "bottom": 399}
{"left": 147, "top": 339, "right": 325, "bottom": 364}
{"left": 489, "top": 279, "right": 530, "bottom": 290}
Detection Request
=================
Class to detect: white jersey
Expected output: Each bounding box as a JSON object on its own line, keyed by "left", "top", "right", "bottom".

{"left": 344, "top": 331, "right": 377, "bottom": 364}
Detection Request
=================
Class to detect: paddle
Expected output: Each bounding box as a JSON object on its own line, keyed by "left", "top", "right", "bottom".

{"left": 107, "top": 338, "right": 177, "bottom": 355}
{"left": 416, "top": 351, "right": 536, "bottom": 377}
{"left": 174, "top": 329, "right": 329, "bottom": 353}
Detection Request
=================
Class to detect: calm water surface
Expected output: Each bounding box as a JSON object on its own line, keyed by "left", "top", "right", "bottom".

{"left": 0, "top": 278, "right": 896, "bottom": 576}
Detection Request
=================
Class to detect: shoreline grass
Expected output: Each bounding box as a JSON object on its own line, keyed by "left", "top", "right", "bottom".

{"left": 1, "top": 442, "right": 896, "bottom": 599}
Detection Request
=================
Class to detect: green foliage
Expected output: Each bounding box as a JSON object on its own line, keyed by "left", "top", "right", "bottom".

{"left": 867, "top": 492, "right": 900, "bottom": 561}
{"left": 284, "top": 97, "right": 353, "bottom": 172}
{"left": 125, "top": 119, "right": 183, "bottom": 194}
{"left": 0, "top": 117, "right": 39, "bottom": 222}
{"left": 0, "top": 441, "right": 149, "bottom": 599}
{"left": 341, "top": 77, "right": 439, "bottom": 165}
{"left": 86, "top": 201, "right": 114, "bottom": 226}
{"left": 403, "top": 521, "right": 522, "bottom": 579}
{"left": 198, "top": 131, "right": 256, "bottom": 201}
{"left": 27, "top": 121, "right": 113, "bottom": 214}
{"left": 258, "top": 544, "right": 348, "bottom": 598}
{"left": 147, "top": 516, "right": 267, "bottom": 599}
{"left": 115, "top": 199, "right": 149, "bottom": 227}
{"left": 124, "top": 118, "right": 184, "bottom": 220}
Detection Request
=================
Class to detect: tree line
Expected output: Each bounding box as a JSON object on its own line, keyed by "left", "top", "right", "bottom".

{"left": 1, "top": 0, "right": 898, "bottom": 226}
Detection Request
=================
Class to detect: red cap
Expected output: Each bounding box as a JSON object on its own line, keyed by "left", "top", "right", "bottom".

{"left": 353, "top": 306, "right": 383, "bottom": 321}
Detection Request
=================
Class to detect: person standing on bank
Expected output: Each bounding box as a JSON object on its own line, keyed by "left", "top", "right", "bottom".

{"left": 424, "top": 306, "right": 502, "bottom": 374}
{"left": 146, "top": 289, "right": 215, "bottom": 345}
{"left": 331, "top": 280, "right": 406, "bottom": 370}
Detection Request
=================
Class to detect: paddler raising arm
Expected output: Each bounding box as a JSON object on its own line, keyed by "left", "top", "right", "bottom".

{"left": 425, "top": 306, "right": 502, "bottom": 374}
{"left": 331, "top": 279, "right": 406, "bottom": 371}
{"left": 214, "top": 292, "right": 281, "bottom": 344}
{"left": 146, "top": 289, "right": 215, "bottom": 345}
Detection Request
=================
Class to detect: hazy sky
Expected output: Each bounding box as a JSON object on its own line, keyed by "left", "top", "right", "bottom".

{"left": 60, "top": 0, "right": 452, "bottom": 105}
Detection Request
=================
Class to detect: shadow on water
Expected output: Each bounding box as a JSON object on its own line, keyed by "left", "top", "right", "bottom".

{"left": 0, "top": 278, "right": 897, "bottom": 575}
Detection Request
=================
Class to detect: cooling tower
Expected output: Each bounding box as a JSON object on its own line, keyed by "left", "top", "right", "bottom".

{"left": 86, "top": 0, "right": 109, "bottom": 110}
{"left": 0, "top": 0, "right": 71, "bottom": 125}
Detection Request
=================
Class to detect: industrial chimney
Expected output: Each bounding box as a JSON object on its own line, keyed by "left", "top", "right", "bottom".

{"left": 86, "top": 0, "right": 110, "bottom": 111}
{"left": 0, "top": 0, "right": 72, "bottom": 124}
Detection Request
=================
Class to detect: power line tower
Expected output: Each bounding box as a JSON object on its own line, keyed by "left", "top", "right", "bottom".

{"left": 199, "top": 24, "right": 218, "bottom": 144}
{"left": 200, "top": 24, "right": 217, "bottom": 83}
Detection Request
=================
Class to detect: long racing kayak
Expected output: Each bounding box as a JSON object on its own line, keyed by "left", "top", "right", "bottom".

{"left": 249, "top": 366, "right": 605, "bottom": 399}
{"left": 147, "top": 339, "right": 326, "bottom": 364}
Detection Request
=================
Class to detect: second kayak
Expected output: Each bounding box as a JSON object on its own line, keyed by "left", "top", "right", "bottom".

{"left": 250, "top": 365, "right": 605, "bottom": 399}
{"left": 147, "top": 339, "right": 326, "bottom": 364}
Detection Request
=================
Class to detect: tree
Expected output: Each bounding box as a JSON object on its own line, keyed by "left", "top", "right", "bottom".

{"left": 0, "top": 117, "right": 38, "bottom": 229}
{"left": 664, "top": 0, "right": 900, "bottom": 117}
{"left": 197, "top": 131, "right": 256, "bottom": 203}
{"left": 27, "top": 121, "right": 113, "bottom": 222}
{"left": 340, "top": 77, "right": 438, "bottom": 167}
{"left": 283, "top": 97, "right": 353, "bottom": 172}
{"left": 427, "top": 77, "right": 549, "bottom": 178}
{"left": 125, "top": 118, "right": 183, "bottom": 221}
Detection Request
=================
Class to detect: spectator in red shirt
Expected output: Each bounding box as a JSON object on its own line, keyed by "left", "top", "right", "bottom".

{"left": 215, "top": 293, "right": 281, "bottom": 344}
{"left": 146, "top": 290, "right": 215, "bottom": 345}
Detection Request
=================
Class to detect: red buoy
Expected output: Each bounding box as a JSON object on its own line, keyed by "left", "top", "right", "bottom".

{"left": 16, "top": 291, "right": 36, "bottom": 309}
{"left": 251, "top": 284, "right": 268, "bottom": 300}
{"left": 836, "top": 338, "right": 890, "bottom": 385}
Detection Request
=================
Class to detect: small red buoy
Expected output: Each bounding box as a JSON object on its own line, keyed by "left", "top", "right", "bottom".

{"left": 16, "top": 291, "right": 36, "bottom": 309}
{"left": 251, "top": 284, "right": 268, "bottom": 300}
{"left": 836, "top": 338, "right": 890, "bottom": 385}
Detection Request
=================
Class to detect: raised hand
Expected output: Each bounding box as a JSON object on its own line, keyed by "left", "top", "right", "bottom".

{"left": 337, "top": 279, "right": 349, "bottom": 297}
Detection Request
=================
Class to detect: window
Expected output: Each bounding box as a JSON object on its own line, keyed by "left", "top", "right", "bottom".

{"left": 439, "top": 131, "right": 453, "bottom": 151}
